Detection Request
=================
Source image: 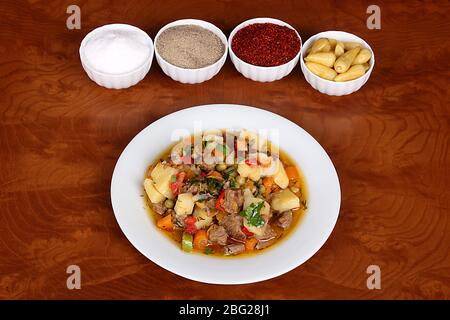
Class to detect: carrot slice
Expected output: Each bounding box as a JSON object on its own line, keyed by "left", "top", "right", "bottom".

{"left": 262, "top": 177, "right": 274, "bottom": 197}
{"left": 157, "top": 214, "right": 173, "bottom": 231}
{"left": 263, "top": 177, "right": 274, "bottom": 189}
{"left": 285, "top": 166, "right": 299, "bottom": 180}
{"left": 193, "top": 230, "right": 208, "bottom": 251}
{"left": 245, "top": 238, "right": 258, "bottom": 251}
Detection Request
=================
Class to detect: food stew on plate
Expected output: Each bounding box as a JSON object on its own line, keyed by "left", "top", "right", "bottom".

{"left": 143, "top": 129, "right": 307, "bottom": 256}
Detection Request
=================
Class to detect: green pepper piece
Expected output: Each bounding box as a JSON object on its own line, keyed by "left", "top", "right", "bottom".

{"left": 182, "top": 232, "right": 193, "bottom": 253}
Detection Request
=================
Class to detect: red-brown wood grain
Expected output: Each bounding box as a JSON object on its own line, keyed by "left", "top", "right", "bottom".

{"left": 0, "top": 0, "right": 449, "bottom": 299}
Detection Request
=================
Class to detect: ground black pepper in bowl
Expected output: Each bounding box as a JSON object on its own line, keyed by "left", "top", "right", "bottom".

{"left": 156, "top": 25, "right": 225, "bottom": 69}
{"left": 231, "top": 23, "right": 301, "bottom": 67}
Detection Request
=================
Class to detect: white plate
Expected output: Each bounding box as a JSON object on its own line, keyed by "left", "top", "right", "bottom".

{"left": 111, "top": 104, "right": 340, "bottom": 284}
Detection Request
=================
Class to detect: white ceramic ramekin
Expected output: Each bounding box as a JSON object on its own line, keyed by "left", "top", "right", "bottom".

{"left": 300, "top": 31, "right": 375, "bottom": 96}
{"left": 228, "top": 18, "right": 302, "bottom": 82}
{"left": 154, "top": 19, "right": 228, "bottom": 84}
{"left": 79, "top": 24, "right": 154, "bottom": 89}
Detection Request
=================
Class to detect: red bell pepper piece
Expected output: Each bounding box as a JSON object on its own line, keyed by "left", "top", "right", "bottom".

{"left": 184, "top": 215, "right": 197, "bottom": 235}
{"left": 170, "top": 171, "right": 186, "bottom": 197}
{"left": 241, "top": 226, "right": 254, "bottom": 237}
{"left": 215, "top": 190, "right": 225, "bottom": 211}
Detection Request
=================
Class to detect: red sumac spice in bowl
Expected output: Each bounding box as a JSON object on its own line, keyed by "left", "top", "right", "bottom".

{"left": 232, "top": 23, "right": 300, "bottom": 67}
{"left": 229, "top": 17, "right": 302, "bottom": 82}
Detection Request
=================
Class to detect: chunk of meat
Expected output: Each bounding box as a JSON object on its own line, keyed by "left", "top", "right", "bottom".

{"left": 224, "top": 243, "right": 245, "bottom": 256}
{"left": 151, "top": 202, "right": 167, "bottom": 216}
{"left": 256, "top": 239, "right": 274, "bottom": 250}
{"left": 255, "top": 224, "right": 277, "bottom": 241}
{"left": 205, "top": 198, "right": 216, "bottom": 209}
{"left": 276, "top": 210, "right": 293, "bottom": 229}
{"left": 180, "top": 181, "right": 208, "bottom": 194}
{"left": 220, "top": 214, "right": 246, "bottom": 241}
{"left": 207, "top": 224, "right": 227, "bottom": 246}
{"left": 204, "top": 198, "right": 218, "bottom": 217}
{"left": 172, "top": 213, "right": 185, "bottom": 229}
{"left": 222, "top": 189, "right": 244, "bottom": 214}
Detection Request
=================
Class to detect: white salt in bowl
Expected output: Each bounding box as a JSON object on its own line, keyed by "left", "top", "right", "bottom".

{"left": 300, "top": 31, "right": 375, "bottom": 96}
{"left": 79, "top": 24, "right": 154, "bottom": 89}
{"left": 154, "top": 19, "right": 228, "bottom": 84}
{"left": 228, "top": 17, "right": 302, "bottom": 82}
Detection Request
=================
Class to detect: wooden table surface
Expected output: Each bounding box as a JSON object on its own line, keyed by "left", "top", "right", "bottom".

{"left": 0, "top": 0, "right": 449, "bottom": 300}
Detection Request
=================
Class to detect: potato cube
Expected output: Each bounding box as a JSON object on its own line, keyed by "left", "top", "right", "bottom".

{"left": 144, "top": 178, "right": 166, "bottom": 204}
{"left": 150, "top": 162, "right": 178, "bottom": 199}
{"left": 273, "top": 160, "right": 289, "bottom": 189}
{"left": 271, "top": 189, "right": 300, "bottom": 212}
{"left": 174, "top": 193, "right": 195, "bottom": 216}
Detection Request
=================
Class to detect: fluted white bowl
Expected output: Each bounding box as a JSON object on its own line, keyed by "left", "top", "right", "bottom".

{"left": 79, "top": 24, "right": 153, "bottom": 89}
{"left": 300, "top": 31, "right": 375, "bottom": 96}
{"left": 228, "top": 17, "right": 302, "bottom": 82}
{"left": 154, "top": 19, "right": 228, "bottom": 84}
